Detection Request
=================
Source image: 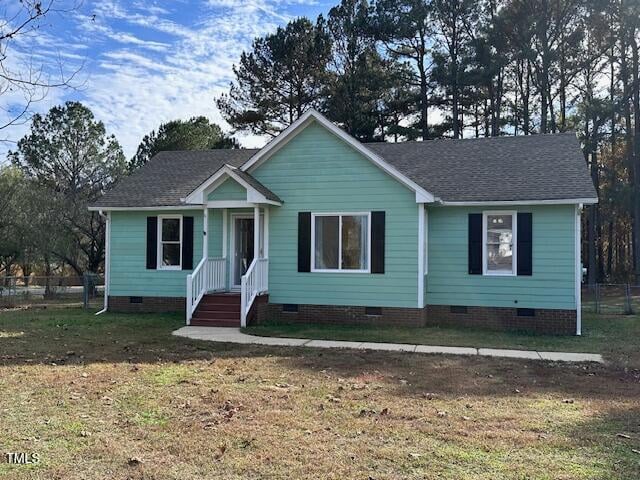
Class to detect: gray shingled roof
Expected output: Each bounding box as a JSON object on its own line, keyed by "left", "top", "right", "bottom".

{"left": 92, "top": 149, "right": 257, "bottom": 208}
{"left": 91, "top": 132, "right": 596, "bottom": 208}
{"left": 366, "top": 132, "right": 596, "bottom": 202}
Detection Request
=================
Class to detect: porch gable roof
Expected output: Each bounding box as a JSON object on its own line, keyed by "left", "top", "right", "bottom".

{"left": 184, "top": 164, "right": 282, "bottom": 205}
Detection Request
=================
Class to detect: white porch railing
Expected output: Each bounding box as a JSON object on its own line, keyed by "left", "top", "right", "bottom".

{"left": 186, "top": 257, "right": 226, "bottom": 324}
{"left": 240, "top": 257, "right": 268, "bottom": 327}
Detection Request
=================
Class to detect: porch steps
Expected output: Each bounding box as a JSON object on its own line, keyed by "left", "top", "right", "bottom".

{"left": 190, "top": 293, "right": 241, "bottom": 327}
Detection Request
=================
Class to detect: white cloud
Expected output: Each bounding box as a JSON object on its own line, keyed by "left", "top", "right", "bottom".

{"left": 0, "top": 0, "right": 324, "bottom": 163}
{"left": 80, "top": 0, "right": 322, "bottom": 155}
{"left": 1, "top": 0, "right": 324, "bottom": 162}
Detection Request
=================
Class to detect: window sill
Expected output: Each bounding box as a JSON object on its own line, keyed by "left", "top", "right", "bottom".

{"left": 157, "top": 266, "right": 182, "bottom": 271}
{"left": 483, "top": 271, "right": 516, "bottom": 277}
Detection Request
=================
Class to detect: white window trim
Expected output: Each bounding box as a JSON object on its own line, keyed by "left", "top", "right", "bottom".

{"left": 157, "top": 215, "right": 183, "bottom": 270}
{"left": 311, "top": 212, "right": 372, "bottom": 274}
{"left": 482, "top": 210, "right": 517, "bottom": 277}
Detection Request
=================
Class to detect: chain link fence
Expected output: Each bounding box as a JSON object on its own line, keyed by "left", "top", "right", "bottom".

{"left": 0, "top": 274, "right": 104, "bottom": 309}
{"left": 582, "top": 284, "right": 640, "bottom": 315}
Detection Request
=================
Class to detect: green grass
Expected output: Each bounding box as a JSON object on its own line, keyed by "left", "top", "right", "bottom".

{"left": 244, "top": 312, "right": 640, "bottom": 367}
{"left": 1, "top": 307, "right": 639, "bottom": 479}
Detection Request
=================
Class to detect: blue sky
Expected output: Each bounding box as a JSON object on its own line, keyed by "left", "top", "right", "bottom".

{"left": 2, "top": 0, "right": 333, "bottom": 161}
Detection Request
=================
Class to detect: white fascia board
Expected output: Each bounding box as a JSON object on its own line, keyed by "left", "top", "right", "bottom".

{"left": 88, "top": 205, "right": 203, "bottom": 212}
{"left": 438, "top": 198, "right": 598, "bottom": 207}
{"left": 241, "top": 109, "right": 436, "bottom": 204}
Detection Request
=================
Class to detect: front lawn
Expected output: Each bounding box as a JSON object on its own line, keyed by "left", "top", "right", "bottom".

{"left": 1, "top": 307, "right": 639, "bottom": 479}
{"left": 245, "top": 312, "right": 640, "bottom": 368}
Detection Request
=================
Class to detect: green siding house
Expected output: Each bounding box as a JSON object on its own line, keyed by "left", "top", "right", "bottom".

{"left": 90, "top": 110, "right": 597, "bottom": 335}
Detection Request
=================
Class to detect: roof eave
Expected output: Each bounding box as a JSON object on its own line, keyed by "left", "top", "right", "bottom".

{"left": 437, "top": 197, "right": 598, "bottom": 207}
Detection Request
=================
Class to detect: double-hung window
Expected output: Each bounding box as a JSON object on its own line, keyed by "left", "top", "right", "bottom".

{"left": 312, "top": 213, "right": 370, "bottom": 272}
{"left": 158, "top": 215, "right": 182, "bottom": 270}
{"left": 483, "top": 211, "right": 516, "bottom": 275}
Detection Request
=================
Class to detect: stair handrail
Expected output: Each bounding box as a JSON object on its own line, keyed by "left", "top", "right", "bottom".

{"left": 240, "top": 257, "right": 268, "bottom": 327}
{"left": 186, "top": 257, "right": 207, "bottom": 325}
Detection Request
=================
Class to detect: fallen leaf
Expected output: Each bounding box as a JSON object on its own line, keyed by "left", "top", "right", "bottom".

{"left": 214, "top": 445, "right": 227, "bottom": 460}
{"left": 127, "top": 457, "right": 142, "bottom": 466}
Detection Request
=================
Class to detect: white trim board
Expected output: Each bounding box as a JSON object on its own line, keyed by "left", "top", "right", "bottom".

{"left": 440, "top": 198, "right": 598, "bottom": 206}
{"left": 88, "top": 205, "right": 203, "bottom": 212}
{"left": 575, "top": 204, "right": 582, "bottom": 336}
{"left": 418, "top": 204, "right": 425, "bottom": 307}
{"left": 240, "top": 109, "right": 437, "bottom": 204}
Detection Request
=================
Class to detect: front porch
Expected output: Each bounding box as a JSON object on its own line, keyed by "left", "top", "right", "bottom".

{"left": 186, "top": 204, "right": 271, "bottom": 328}
{"left": 182, "top": 163, "right": 281, "bottom": 327}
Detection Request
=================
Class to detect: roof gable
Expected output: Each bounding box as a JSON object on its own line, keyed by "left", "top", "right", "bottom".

{"left": 241, "top": 109, "right": 436, "bottom": 203}
{"left": 183, "top": 164, "right": 281, "bottom": 205}
{"left": 207, "top": 177, "right": 246, "bottom": 201}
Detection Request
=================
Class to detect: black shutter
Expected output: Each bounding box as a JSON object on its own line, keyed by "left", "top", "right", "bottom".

{"left": 182, "top": 216, "right": 194, "bottom": 270}
{"left": 146, "top": 216, "right": 158, "bottom": 269}
{"left": 298, "top": 212, "right": 311, "bottom": 272}
{"left": 468, "top": 213, "right": 482, "bottom": 275}
{"left": 517, "top": 212, "right": 533, "bottom": 276}
{"left": 371, "top": 211, "right": 385, "bottom": 274}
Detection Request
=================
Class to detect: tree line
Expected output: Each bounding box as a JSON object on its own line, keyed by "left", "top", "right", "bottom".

{"left": 0, "top": 104, "right": 235, "bottom": 279}
{"left": 217, "top": 0, "right": 640, "bottom": 284}
{"left": 1, "top": 0, "right": 639, "bottom": 285}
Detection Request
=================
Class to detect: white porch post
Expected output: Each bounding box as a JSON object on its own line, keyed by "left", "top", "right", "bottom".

{"left": 253, "top": 206, "right": 260, "bottom": 260}
{"left": 222, "top": 208, "right": 228, "bottom": 258}
{"left": 203, "top": 207, "right": 208, "bottom": 260}
{"left": 222, "top": 208, "right": 228, "bottom": 290}
{"left": 264, "top": 206, "right": 269, "bottom": 259}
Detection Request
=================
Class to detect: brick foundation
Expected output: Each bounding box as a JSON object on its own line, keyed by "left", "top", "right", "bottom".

{"left": 109, "top": 295, "right": 577, "bottom": 335}
{"left": 108, "top": 296, "right": 185, "bottom": 313}
{"left": 254, "top": 303, "right": 427, "bottom": 327}
{"left": 425, "top": 305, "right": 577, "bottom": 335}
{"left": 255, "top": 302, "right": 576, "bottom": 334}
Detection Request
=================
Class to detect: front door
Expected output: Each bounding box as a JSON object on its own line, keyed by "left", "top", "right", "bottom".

{"left": 233, "top": 217, "right": 254, "bottom": 287}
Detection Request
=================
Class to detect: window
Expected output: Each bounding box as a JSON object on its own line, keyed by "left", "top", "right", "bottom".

{"left": 312, "top": 213, "right": 370, "bottom": 272}
{"left": 483, "top": 211, "right": 516, "bottom": 276}
{"left": 158, "top": 216, "right": 182, "bottom": 269}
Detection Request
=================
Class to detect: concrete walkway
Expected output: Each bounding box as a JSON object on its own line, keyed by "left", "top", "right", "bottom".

{"left": 172, "top": 326, "right": 604, "bottom": 363}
